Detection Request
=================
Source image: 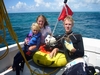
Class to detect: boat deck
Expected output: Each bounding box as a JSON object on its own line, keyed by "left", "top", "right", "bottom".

{"left": 0, "top": 67, "right": 23, "bottom": 75}
{"left": 1, "top": 60, "right": 65, "bottom": 75}
{"left": 23, "top": 59, "right": 65, "bottom": 75}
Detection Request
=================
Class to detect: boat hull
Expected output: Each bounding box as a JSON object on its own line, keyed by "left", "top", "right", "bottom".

{"left": 0, "top": 37, "right": 100, "bottom": 75}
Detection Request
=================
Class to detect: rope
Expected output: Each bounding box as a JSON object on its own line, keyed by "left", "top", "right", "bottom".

{"left": 0, "top": 0, "right": 59, "bottom": 75}
{"left": 0, "top": 36, "right": 9, "bottom": 60}
{"left": 0, "top": 0, "right": 33, "bottom": 74}
{"left": 0, "top": 0, "right": 9, "bottom": 60}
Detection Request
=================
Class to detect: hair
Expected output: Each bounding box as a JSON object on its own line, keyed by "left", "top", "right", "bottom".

{"left": 31, "top": 23, "right": 40, "bottom": 31}
{"left": 36, "top": 15, "right": 49, "bottom": 28}
{"left": 63, "top": 15, "right": 74, "bottom": 25}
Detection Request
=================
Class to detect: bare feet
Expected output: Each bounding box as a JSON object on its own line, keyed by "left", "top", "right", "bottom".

{"left": 8, "top": 66, "right": 13, "bottom": 70}
{"left": 8, "top": 66, "right": 16, "bottom": 71}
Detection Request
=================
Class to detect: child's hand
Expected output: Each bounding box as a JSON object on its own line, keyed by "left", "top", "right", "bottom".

{"left": 24, "top": 38, "right": 29, "bottom": 45}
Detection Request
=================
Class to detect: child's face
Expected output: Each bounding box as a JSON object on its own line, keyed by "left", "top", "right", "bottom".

{"left": 32, "top": 29, "right": 39, "bottom": 34}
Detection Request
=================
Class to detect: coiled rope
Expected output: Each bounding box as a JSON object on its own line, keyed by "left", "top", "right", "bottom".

{"left": 0, "top": 0, "right": 59, "bottom": 75}
{"left": 0, "top": 0, "right": 9, "bottom": 60}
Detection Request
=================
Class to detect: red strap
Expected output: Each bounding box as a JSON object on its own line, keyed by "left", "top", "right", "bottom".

{"left": 39, "top": 45, "right": 50, "bottom": 54}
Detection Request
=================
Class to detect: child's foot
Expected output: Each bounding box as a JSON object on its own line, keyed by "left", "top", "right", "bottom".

{"left": 9, "top": 66, "right": 16, "bottom": 71}
{"left": 8, "top": 66, "right": 13, "bottom": 70}
{"left": 7, "top": 66, "right": 13, "bottom": 72}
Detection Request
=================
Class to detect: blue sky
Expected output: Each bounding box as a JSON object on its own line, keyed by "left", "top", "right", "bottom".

{"left": 4, "top": 0, "right": 100, "bottom": 13}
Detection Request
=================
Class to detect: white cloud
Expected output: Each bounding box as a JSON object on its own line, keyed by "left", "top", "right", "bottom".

{"left": 85, "top": 0, "right": 100, "bottom": 4}
{"left": 36, "top": 3, "right": 39, "bottom": 7}
{"left": 34, "top": 0, "right": 43, "bottom": 4}
{"left": 45, "top": 3, "right": 50, "bottom": 8}
{"left": 6, "top": 0, "right": 66, "bottom": 12}
{"left": 11, "top": 6, "right": 14, "bottom": 10}
{"left": 6, "top": 0, "right": 100, "bottom": 13}
{"left": 72, "top": 2, "right": 87, "bottom": 9}
{"left": 67, "top": 0, "right": 100, "bottom": 11}
{"left": 8, "top": 1, "right": 36, "bottom": 12}
{"left": 16, "top": 1, "right": 26, "bottom": 9}
{"left": 34, "top": 0, "right": 63, "bottom": 10}
{"left": 11, "top": 1, "right": 27, "bottom": 10}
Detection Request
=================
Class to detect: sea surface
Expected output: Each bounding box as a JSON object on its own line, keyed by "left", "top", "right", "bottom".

{"left": 0, "top": 12, "right": 100, "bottom": 47}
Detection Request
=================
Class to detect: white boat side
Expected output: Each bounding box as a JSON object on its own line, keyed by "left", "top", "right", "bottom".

{"left": 0, "top": 37, "right": 100, "bottom": 75}
{"left": 83, "top": 37, "right": 100, "bottom": 67}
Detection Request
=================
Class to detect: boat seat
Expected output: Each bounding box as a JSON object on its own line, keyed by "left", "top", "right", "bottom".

{"left": 23, "top": 54, "right": 94, "bottom": 75}
{"left": 23, "top": 59, "right": 66, "bottom": 75}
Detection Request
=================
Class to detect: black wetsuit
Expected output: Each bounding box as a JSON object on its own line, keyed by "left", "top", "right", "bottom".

{"left": 56, "top": 31, "right": 84, "bottom": 61}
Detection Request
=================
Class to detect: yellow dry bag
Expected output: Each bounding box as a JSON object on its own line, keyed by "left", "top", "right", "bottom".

{"left": 33, "top": 50, "right": 67, "bottom": 67}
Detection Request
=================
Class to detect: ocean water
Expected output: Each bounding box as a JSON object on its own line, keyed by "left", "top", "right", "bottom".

{"left": 0, "top": 12, "right": 100, "bottom": 47}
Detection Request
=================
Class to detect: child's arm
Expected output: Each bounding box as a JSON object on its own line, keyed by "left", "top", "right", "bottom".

{"left": 26, "top": 45, "right": 36, "bottom": 56}
{"left": 26, "top": 37, "right": 41, "bottom": 56}
{"left": 28, "top": 45, "right": 37, "bottom": 51}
